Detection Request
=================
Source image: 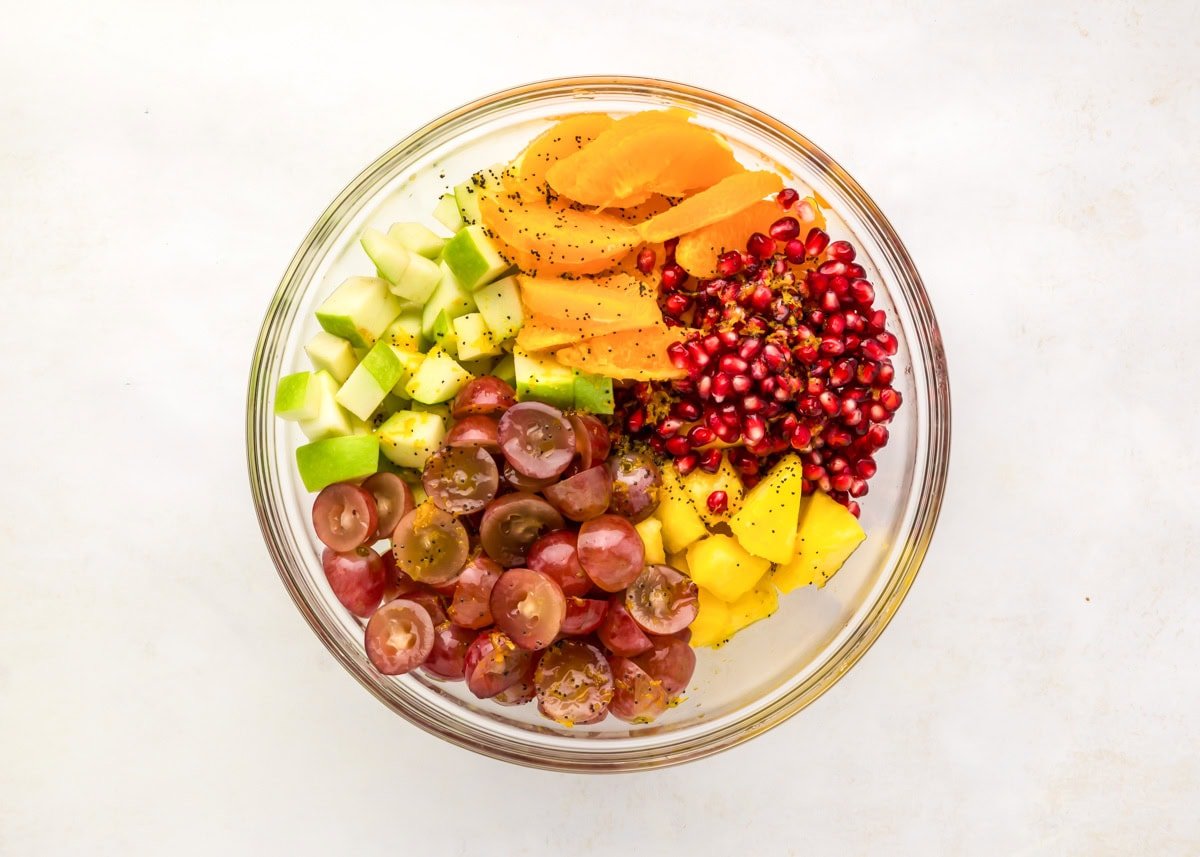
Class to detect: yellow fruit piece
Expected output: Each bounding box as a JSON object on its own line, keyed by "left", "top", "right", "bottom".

{"left": 634, "top": 517, "right": 667, "bottom": 565}
{"left": 656, "top": 464, "right": 710, "bottom": 554}
{"left": 681, "top": 453, "right": 744, "bottom": 525}
{"left": 689, "top": 586, "right": 731, "bottom": 648}
{"left": 728, "top": 454, "right": 804, "bottom": 564}
{"left": 667, "top": 551, "right": 689, "bottom": 575}
{"left": 726, "top": 575, "right": 778, "bottom": 636}
{"left": 686, "top": 533, "right": 771, "bottom": 603}
{"left": 773, "top": 490, "right": 866, "bottom": 593}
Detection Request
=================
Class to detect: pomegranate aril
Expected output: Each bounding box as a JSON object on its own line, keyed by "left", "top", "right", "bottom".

{"left": 711, "top": 372, "right": 732, "bottom": 400}
{"left": 803, "top": 463, "right": 825, "bottom": 481}
{"left": 672, "top": 400, "right": 700, "bottom": 421}
{"left": 661, "top": 264, "right": 687, "bottom": 291}
{"left": 790, "top": 424, "right": 812, "bottom": 450}
{"left": 824, "top": 315, "right": 846, "bottom": 336}
{"left": 880, "top": 388, "right": 903, "bottom": 411}
{"left": 768, "top": 217, "right": 800, "bottom": 243}
{"left": 878, "top": 362, "right": 895, "bottom": 385}
{"left": 627, "top": 408, "right": 645, "bottom": 432}
{"left": 743, "top": 415, "right": 766, "bottom": 443}
{"left": 719, "top": 355, "right": 748, "bottom": 374}
{"left": 804, "top": 228, "right": 829, "bottom": 257}
{"left": 699, "top": 449, "right": 723, "bottom": 473}
{"left": 706, "top": 491, "right": 729, "bottom": 514}
{"left": 867, "top": 309, "right": 887, "bottom": 333}
{"left": 784, "top": 239, "right": 806, "bottom": 264}
{"left": 831, "top": 473, "right": 853, "bottom": 492}
{"left": 665, "top": 436, "right": 691, "bottom": 457}
{"left": 675, "top": 453, "right": 699, "bottom": 476}
{"left": 776, "top": 188, "right": 799, "bottom": 209}
{"left": 762, "top": 343, "right": 787, "bottom": 370}
{"left": 663, "top": 293, "right": 691, "bottom": 317}
{"left": 714, "top": 421, "right": 741, "bottom": 444}
{"left": 829, "top": 359, "right": 855, "bottom": 386}
{"left": 696, "top": 375, "right": 712, "bottom": 399}
{"left": 738, "top": 337, "right": 763, "bottom": 360}
{"left": 844, "top": 263, "right": 866, "bottom": 280}
{"left": 877, "top": 331, "right": 899, "bottom": 355}
{"left": 667, "top": 342, "right": 692, "bottom": 371}
{"left": 821, "top": 291, "right": 841, "bottom": 312}
{"left": 827, "top": 240, "right": 856, "bottom": 263}
{"left": 747, "top": 232, "right": 776, "bottom": 259}
{"left": 741, "top": 394, "right": 764, "bottom": 412}
{"left": 636, "top": 247, "right": 656, "bottom": 274}
{"left": 817, "top": 260, "right": 847, "bottom": 277}
{"left": 688, "top": 426, "right": 715, "bottom": 447}
{"left": 862, "top": 339, "right": 887, "bottom": 362}
{"left": 748, "top": 284, "right": 773, "bottom": 311}
{"left": 854, "top": 458, "right": 877, "bottom": 479}
{"left": 731, "top": 374, "right": 752, "bottom": 393}
{"left": 850, "top": 279, "right": 875, "bottom": 304}
{"left": 866, "top": 402, "right": 888, "bottom": 423}
{"left": 716, "top": 251, "right": 744, "bottom": 277}
{"left": 849, "top": 479, "right": 868, "bottom": 498}
{"left": 867, "top": 424, "right": 889, "bottom": 448}
{"left": 819, "top": 337, "right": 846, "bottom": 356}
{"left": 818, "top": 391, "right": 840, "bottom": 415}
{"left": 847, "top": 501, "right": 861, "bottom": 518}
{"left": 657, "top": 418, "right": 683, "bottom": 438}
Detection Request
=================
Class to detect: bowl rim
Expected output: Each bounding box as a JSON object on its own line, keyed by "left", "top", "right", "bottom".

{"left": 246, "top": 74, "right": 951, "bottom": 772}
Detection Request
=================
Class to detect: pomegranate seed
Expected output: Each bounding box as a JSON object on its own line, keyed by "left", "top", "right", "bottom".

{"left": 784, "top": 239, "right": 806, "bottom": 264}
{"left": 790, "top": 424, "right": 812, "bottom": 449}
{"left": 697, "top": 375, "right": 713, "bottom": 399}
{"left": 663, "top": 236, "right": 679, "bottom": 261}
{"left": 747, "top": 232, "right": 776, "bottom": 259}
{"left": 657, "top": 418, "right": 683, "bottom": 438}
{"left": 666, "top": 436, "right": 692, "bottom": 457}
{"left": 805, "top": 228, "right": 830, "bottom": 257}
{"left": 821, "top": 291, "right": 841, "bottom": 312}
{"left": 719, "top": 354, "right": 748, "bottom": 374}
{"left": 862, "top": 339, "right": 887, "bottom": 362}
{"left": 731, "top": 374, "right": 752, "bottom": 393}
{"left": 749, "top": 358, "right": 769, "bottom": 381}
{"left": 686, "top": 342, "right": 709, "bottom": 367}
{"left": 673, "top": 400, "right": 700, "bottom": 421}
{"left": 688, "top": 425, "right": 715, "bottom": 447}
{"left": 795, "top": 198, "right": 818, "bottom": 223}
{"left": 627, "top": 409, "right": 645, "bottom": 432}
{"left": 828, "top": 456, "right": 849, "bottom": 474}
{"left": 776, "top": 188, "right": 799, "bottom": 209}
{"left": 819, "top": 391, "right": 840, "bottom": 415}
{"left": 813, "top": 358, "right": 832, "bottom": 376}
{"left": 762, "top": 343, "right": 787, "bottom": 370}
{"left": 716, "top": 251, "right": 744, "bottom": 277}
{"left": 743, "top": 415, "right": 766, "bottom": 443}
{"left": 849, "top": 479, "right": 868, "bottom": 498}
{"left": 867, "top": 424, "right": 889, "bottom": 448}
{"left": 827, "top": 240, "right": 856, "bottom": 263}
{"left": 746, "top": 284, "right": 771, "bottom": 311}
{"left": 844, "top": 263, "right": 866, "bottom": 279}
{"left": 711, "top": 373, "right": 733, "bottom": 400}
{"left": 768, "top": 217, "right": 801, "bottom": 243}
{"left": 829, "top": 359, "right": 856, "bottom": 386}
{"left": 663, "top": 293, "right": 691, "bottom": 316}
{"left": 877, "top": 331, "right": 899, "bottom": 355}
{"left": 759, "top": 376, "right": 778, "bottom": 395}
{"left": 842, "top": 407, "right": 864, "bottom": 427}
{"left": 738, "top": 337, "right": 763, "bottom": 359}
{"left": 844, "top": 311, "right": 865, "bottom": 333}
{"left": 667, "top": 342, "right": 691, "bottom": 370}
{"left": 660, "top": 264, "right": 686, "bottom": 291}
{"left": 675, "top": 453, "right": 698, "bottom": 476}
{"left": 798, "top": 395, "right": 821, "bottom": 416}
{"left": 807, "top": 377, "right": 825, "bottom": 395}
{"left": 636, "top": 247, "right": 656, "bottom": 274}
{"left": 878, "top": 362, "right": 895, "bottom": 385}
{"left": 850, "top": 279, "right": 875, "bottom": 304}
{"left": 841, "top": 399, "right": 860, "bottom": 418}
{"left": 844, "top": 335, "right": 861, "bottom": 352}
{"left": 855, "top": 458, "right": 877, "bottom": 479}
{"left": 817, "top": 260, "right": 847, "bottom": 277}
{"left": 714, "top": 422, "right": 741, "bottom": 444}
{"left": 880, "top": 388, "right": 903, "bottom": 411}
{"left": 649, "top": 436, "right": 665, "bottom": 454}
{"left": 867, "top": 309, "right": 887, "bottom": 333}
{"left": 819, "top": 337, "right": 846, "bottom": 356}
{"left": 803, "top": 463, "right": 825, "bottom": 481}
{"left": 699, "top": 449, "right": 723, "bottom": 474}
{"left": 801, "top": 478, "right": 815, "bottom": 495}
{"left": 744, "top": 474, "right": 762, "bottom": 489}
{"left": 741, "top": 394, "right": 764, "bottom": 412}
{"left": 706, "top": 491, "right": 729, "bottom": 514}
{"left": 847, "top": 501, "right": 861, "bottom": 518}
{"left": 702, "top": 333, "right": 722, "bottom": 354}
{"left": 719, "top": 405, "right": 740, "bottom": 425}
{"left": 826, "top": 427, "right": 852, "bottom": 448}
{"left": 794, "top": 345, "right": 818, "bottom": 364}
{"left": 866, "top": 402, "right": 888, "bottom": 423}
{"left": 831, "top": 473, "right": 853, "bottom": 492}
{"left": 824, "top": 315, "right": 846, "bottom": 336}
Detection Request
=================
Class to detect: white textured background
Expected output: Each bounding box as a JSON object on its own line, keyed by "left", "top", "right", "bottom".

{"left": 2, "top": 1, "right": 1198, "bottom": 854}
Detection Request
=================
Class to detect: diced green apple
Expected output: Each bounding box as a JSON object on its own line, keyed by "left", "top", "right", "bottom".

{"left": 453, "top": 164, "right": 508, "bottom": 226}
{"left": 335, "top": 339, "right": 406, "bottom": 420}
{"left": 459, "top": 357, "right": 496, "bottom": 376}
{"left": 360, "top": 228, "right": 411, "bottom": 284}
{"left": 433, "top": 194, "right": 464, "bottom": 232}
{"left": 573, "top": 371, "right": 615, "bottom": 415}
{"left": 492, "top": 353, "right": 516, "bottom": 386}
{"left": 380, "top": 310, "right": 425, "bottom": 351}
{"left": 431, "top": 310, "right": 459, "bottom": 357}
{"left": 315, "top": 276, "right": 403, "bottom": 349}
{"left": 392, "top": 252, "right": 443, "bottom": 304}
{"left": 295, "top": 434, "right": 379, "bottom": 492}
{"left": 442, "top": 225, "right": 510, "bottom": 291}
{"left": 420, "top": 262, "right": 477, "bottom": 338}
{"left": 274, "top": 371, "right": 321, "bottom": 421}
{"left": 409, "top": 400, "right": 451, "bottom": 420}
{"left": 376, "top": 411, "right": 446, "bottom": 469}
{"left": 390, "top": 349, "right": 425, "bottom": 397}
{"left": 300, "top": 371, "right": 355, "bottom": 441}
{"left": 405, "top": 345, "right": 474, "bottom": 404}
{"left": 514, "top": 346, "right": 575, "bottom": 409}
{"left": 387, "top": 222, "right": 446, "bottom": 259}
{"left": 453, "top": 312, "right": 502, "bottom": 361}
{"left": 304, "top": 331, "right": 357, "bottom": 384}
{"left": 473, "top": 275, "right": 524, "bottom": 343}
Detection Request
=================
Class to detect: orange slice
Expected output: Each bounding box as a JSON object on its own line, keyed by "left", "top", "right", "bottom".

{"left": 554, "top": 324, "right": 688, "bottom": 381}
{"left": 515, "top": 315, "right": 584, "bottom": 351}
{"left": 508, "top": 113, "right": 615, "bottom": 199}
{"left": 518, "top": 272, "right": 660, "bottom": 332}
{"left": 675, "top": 197, "right": 826, "bottom": 278}
{"left": 637, "top": 171, "right": 783, "bottom": 242}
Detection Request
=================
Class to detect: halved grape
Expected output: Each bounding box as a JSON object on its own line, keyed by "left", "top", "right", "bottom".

{"left": 634, "top": 635, "right": 696, "bottom": 699}
{"left": 380, "top": 548, "right": 421, "bottom": 602}
{"left": 445, "top": 415, "right": 501, "bottom": 453}
{"left": 503, "top": 461, "right": 556, "bottom": 493}
{"left": 543, "top": 466, "right": 612, "bottom": 522}
{"left": 606, "top": 451, "right": 662, "bottom": 522}
{"left": 406, "top": 588, "right": 449, "bottom": 627}
{"left": 392, "top": 502, "right": 470, "bottom": 585}
{"left": 362, "top": 473, "right": 414, "bottom": 541}
{"left": 490, "top": 568, "right": 566, "bottom": 651}
{"left": 312, "top": 483, "right": 378, "bottom": 551}
{"left": 479, "top": 492, "right": 564, "bottom": 567}
{"left": 535, "top": 639, "right": 614, "bottom": 726}
{"left": 365, "top": 599, "right": 435, "bottom": 675}
{"left": 451, "top": 376, "right": 517, "bottom": 418}
{"left": 568, "top": 413, "right": 611, "bottom": 470}
{"left": 464, "top": 630, "right": 533, "bottom": 699}
{"left": 322, "top": 546, "right": 387, "bottom": 617}
{"left": 598, "top": 595, "right": 653, "bottom": 657}
{"left": 422, "top": 445, "right": 499, "bottom": 515}
{"left": 498, "top": 402, "right": 576, "bottom": 479}
{"left": 526, "top": 530, "right": 591, "bottom": 597}
{"left": 492, "top": 655, "right": 539, "bottom": 706}
{"left": 560, "top": 596, "right": 609, "bottom": 636}
{"left": 421, "top": 621, "right": 476, "bottom": 680}
{"left": 609, "top": 656, "right": 669, "bottom": 724}
{"left": 625, "top": 565, "right": 699, "bottom": 635}
{"left": 447, "top": 555, "right": 503, "bottom": 629}
{"left": 576, "top": 515, "right": 645, "bottom": 592}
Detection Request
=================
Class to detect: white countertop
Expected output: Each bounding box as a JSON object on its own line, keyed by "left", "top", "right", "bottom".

{"left": 3, "top": 2, "right": 1197, "bottom": 854}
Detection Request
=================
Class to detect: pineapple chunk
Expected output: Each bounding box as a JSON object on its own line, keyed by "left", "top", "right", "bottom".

{"left": 681, "top": 453, "right": 744, "bottom": 525}
{"left": 686, "top": 534, "right": 771, "bottom": 602}
{"left": 634, "top": 517, "right": 667, "bottom": 565}
{"left": 656, "top": 463, "right": 709, "bottom": 554}
{"left": 689, "top": 587, "right": 731, "bottom": 648}
{"left": 726, "top": 577, "right": 779, "bottom": 635}
{"left": 774, "top": 491, "right": 866, "bottom": 592}
{"left": 729, "top": 454, "right": 805, "bottom": 563}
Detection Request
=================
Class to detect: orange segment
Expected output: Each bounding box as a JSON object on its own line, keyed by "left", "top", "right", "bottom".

{"left": 637, "top": 171, "right": 783, "bottom": 242}
{"left": 675, "top": 196, "right": 826, "bottom": 278}
{"left": 546, "top": 110, "right": 743, "bottom": 208}
{"left": 515, "top": 316, "right": 584, "bottom": 351}
{"left": 480, "top": 192, "right": 639, "bottom": 276}
{"left": 554, "top": 324, "right": 689, "bottom": 381}
{"left": 518, "top": 273, "right": 660, "bottom": 332}
{"left": 610, "top": 194, "right": 676, "bottom": 224}
{"left": 509, "top": 113, "right": 615, "bottom": 199}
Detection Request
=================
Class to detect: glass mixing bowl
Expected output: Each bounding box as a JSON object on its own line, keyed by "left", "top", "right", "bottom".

{"left": 246, "top": 76, "right": 950, "bottom": 771}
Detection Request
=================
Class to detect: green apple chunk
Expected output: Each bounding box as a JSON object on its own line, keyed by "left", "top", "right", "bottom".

{"left": 295, "top": 434, "right": 379, "bottom": 492}
{"left": 573, "top": 371, "right": 615, "bottom": 415}
{"left": 514, "top": 346, "right": 575, "bottom": 410}
{"left": 405, "top": 345, "right": 474, "bottom": 404}
{"left": 453, "top": 163, "right": 508, "bottom": 225}
{"left": 390, "top": 349, "right": 424, "bottom": 398}
{"left": 380, "top": 310, "right": 425, "bottom": 351}
{"left": 431, "top": 310, "right": 459, "bottom": 357}
{"left": 388, "top": 222, "right": 446, "bottom": 259}
{"left": 363, "top": 226, "right": 444, "bottom": 305}
{"left": 376, "top": 411, "right": 446, "bottom": 469}
{"left": 409, "top": 400, "right": 451, "bottom": 420}
{"left": 304, "top": 331, "right": 357, "bottom": 384}
{"left": 300, "top": 371, "right": 355, "bottom": 441}
{"left": 453, "top": 312, "right": 502, "bottom": 361}
{"left": 274, "top": 371, "right": 320, "bottom": 421}
{"left": 492, "top": 353, "right": 516, "bottom": 386}
{"left": 433, "top": 194, "right": 464, "bottom": 232}
{"left": 315, "top": 276, "right": 403, "bottom": 349}
{"left": 336, "top": 340, "right": 406, "bottom": 420}
{"left": 442, "top": 225, "right": 511, "bottom": 291}
{"left": 474, "top": 275, "right": 524, "bottom": 343}
{"left": 392, "top": 252, "right": 442, "bottom": 304}
{"left": 459, "top": 357, "right": 496, "bottom": 376}
{"left": 360, "top": 228, "right": 411, "bottom": 284}
{"left": 421, "top": 262, "right": 477, "bottom": 338}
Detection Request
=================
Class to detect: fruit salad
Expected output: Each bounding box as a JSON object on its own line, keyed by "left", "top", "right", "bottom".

{"left": 273, "top": 108, "right": 900, "bottom": 726}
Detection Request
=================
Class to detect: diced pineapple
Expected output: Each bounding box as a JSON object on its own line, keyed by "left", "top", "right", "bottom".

{"left": 689, "top": 587, "right": 731, "bottom": 648}
{"left": 728, "top": 454, "right": 804, "bottom": 563}
{"left": 726, "top": 577, "right": 778, "bottom": 636}
{"left": 773, "top": 491, "right": 866, "bottom": 593}
{"left": 681, "top": 453, "right": 744, "bottom": 525}
{"left": 634, "top": 517, "right": 666, "bottom": 565}
{"left": 656, "top": 464, "right": 709, "bottom": 554}
{"left": 685, "top": 534, "right": 771, "bottom": 603}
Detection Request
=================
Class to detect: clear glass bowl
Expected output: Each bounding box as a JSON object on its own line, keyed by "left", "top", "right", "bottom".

{"left": 246, "top": 76, "right": 951, "bottom": 771}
